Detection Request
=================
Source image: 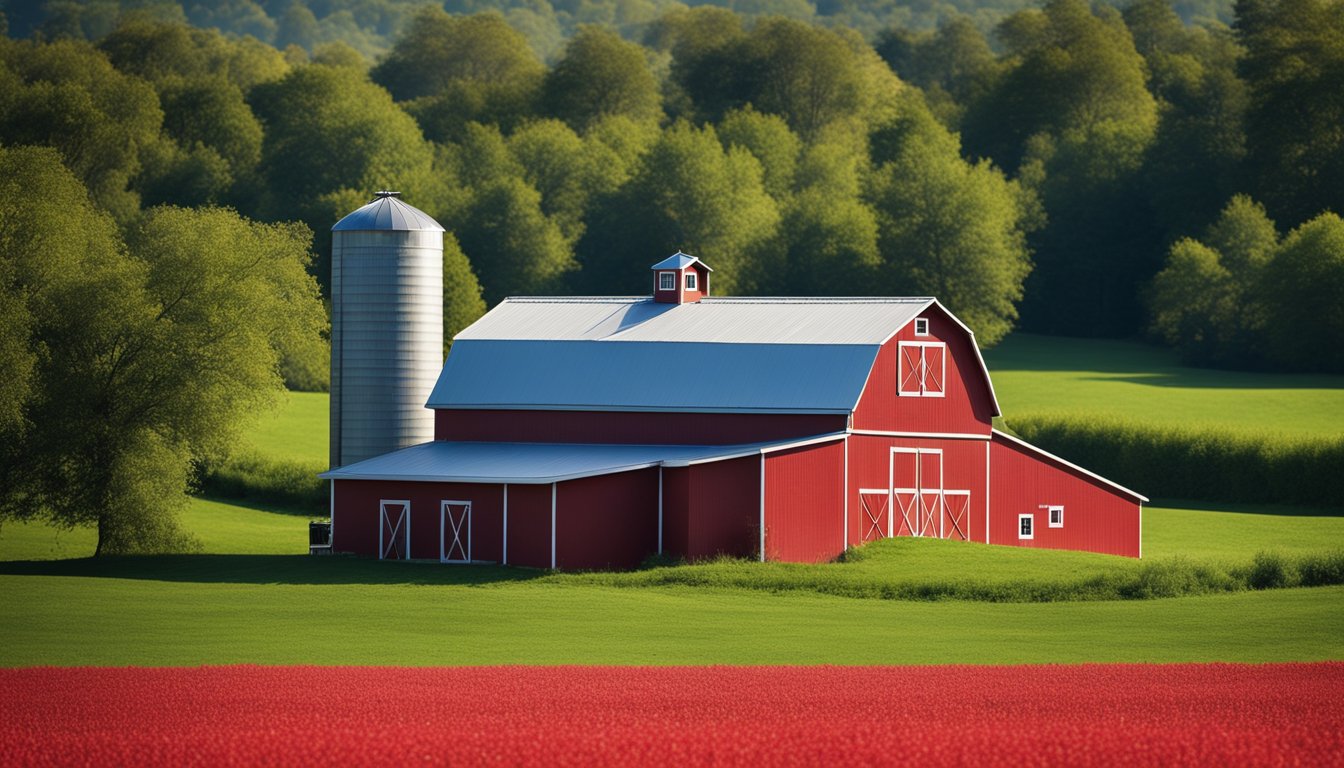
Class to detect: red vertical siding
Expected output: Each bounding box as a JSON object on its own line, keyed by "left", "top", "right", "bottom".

{"left": 331, "top": 480, "right": 504, "bottom": 562}
{"left": 435, "top": 409, "right": 845, "bottom": 445}
{"left": 661, "top": 456, "right": 759, "bottom": 561}
{"left": 764, "top": 440, "right": 846, "bottom": 563}
{"left": 989, "top": 434, "right": 1141, "bottom": 558}
{"left": 555, "top": 469, "right": 659, "bottom": 570}
{"left": 852, "top": 307, "right": 995, "bottom": 435}
{"left": 661, "top": 466, "right": 690, "bottom": 558}
{"left": 502, "top": 483, "right": 553, "bottom": 568}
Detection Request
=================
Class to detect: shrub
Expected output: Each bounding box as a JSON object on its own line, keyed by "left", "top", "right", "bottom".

{"left": 197, "top": 451, "right": 326, "bottom": 514}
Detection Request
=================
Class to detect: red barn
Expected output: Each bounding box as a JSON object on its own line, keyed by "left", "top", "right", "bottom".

{"left": 322, "top": 253, "right": 1145, "bottom": 567}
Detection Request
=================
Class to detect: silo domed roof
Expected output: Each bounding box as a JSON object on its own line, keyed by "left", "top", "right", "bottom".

{"left": 332, "top": 191, "right": 445, "bottom": 232}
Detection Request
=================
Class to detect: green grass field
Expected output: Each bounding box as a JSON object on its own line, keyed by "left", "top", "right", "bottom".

{"left": 243, "top": 390, "right": 328, "bottom": 465}
{"left": 985, "top": 334, "right": 1344, "bottom": 438}
{"left": 1, "top": 498, "right": 1341, "bottom": 666}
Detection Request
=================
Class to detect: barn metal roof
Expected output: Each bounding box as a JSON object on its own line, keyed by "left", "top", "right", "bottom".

{"left": 455, "top": 296, "right": 933, "bottom": 345}
{"left": 332, "top": 192, "right": 445, "bottom": 232}
{"left": 320, "top": 433, "right": 846, "bottom": 483}
{"left": 650, "top": 251, "right": 713, "bottom": 271}
{"left": 426, "top": 340, "right": 876, "bottom": 413}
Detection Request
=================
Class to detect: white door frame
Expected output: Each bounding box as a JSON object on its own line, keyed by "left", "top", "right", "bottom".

{"left": 440, "top": 500, "right": 472, "bottom": 563}
{"left": 379, "top": 500, "right": 410, "bottom": 560}
{"left": 890, "top": 447, "right": 943, "bottom": 538}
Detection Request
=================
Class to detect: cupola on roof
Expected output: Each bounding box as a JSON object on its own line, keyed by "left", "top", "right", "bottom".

{"left": 332, "top": 191, "right": 445, "bottom": 232}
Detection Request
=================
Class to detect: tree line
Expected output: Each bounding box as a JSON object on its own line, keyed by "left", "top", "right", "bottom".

{"left": 4, "top": 0, "right": 1340, "bottom": 374}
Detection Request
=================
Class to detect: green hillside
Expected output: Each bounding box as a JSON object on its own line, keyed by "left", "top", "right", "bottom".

{"left": 986, "top": 335, "right": 1344, "bottom": 439}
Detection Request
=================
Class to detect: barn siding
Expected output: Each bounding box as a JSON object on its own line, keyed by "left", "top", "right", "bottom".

{"left": 845, "top": 434, "right": 989, "bottom": 547}
{"left": 502, "top": 483, "right": 553, "bottom": 568}
{"left": 555, "top": 469, "right": 659, "bottom": 570}
{"left": 331, "top": 479, "right": 504, "bottom": 561}
{"left": 764, "top": 440, "right": 846, "bottom": 562}
{"left": 435, "top": 409, "right": 846, "bottom": 445}
{"left": 989, "top": 434, "right": 1141, "bottom": 558}
{"left": 660, "top": 466, "right": 690, "bottom": 558}
{"left": 661, "top": 456, "right": 759, "bottom": 561}
{"left": 687, "top": 456, "right": 760, "bottom": 560}
{"left": 852, "top": 308, "right": 995, "bottom": 435}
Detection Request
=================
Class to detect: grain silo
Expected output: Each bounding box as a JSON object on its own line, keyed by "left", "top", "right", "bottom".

{"left": 330, "top": 191, "right": 444, "bottom": 468}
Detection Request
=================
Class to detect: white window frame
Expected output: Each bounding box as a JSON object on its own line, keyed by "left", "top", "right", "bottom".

{"left": 914, "top": 318, "right": 929, "bottom": 336}
{"left": 685, "top": 271, "right": 697, "bottom": 291}
{"left": 1018, "top": 513, "right": 1034, "bottom": 540}
{"left": 658, "top": 271, "right": 675, "bottom": 291}
{"left": 1047, "top": 505, "right": 1064, "bottom": 528}
{"left": 897, "top": 341, "right": 946, "bottom": 398}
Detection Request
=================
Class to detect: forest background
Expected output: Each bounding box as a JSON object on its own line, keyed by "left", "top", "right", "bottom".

{"left": 0, "top": 0, "right": 1341, "bottom": 551}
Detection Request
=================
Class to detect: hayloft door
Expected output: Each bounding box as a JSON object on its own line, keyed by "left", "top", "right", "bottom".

{"left": 440, "top": 501, "right": 471, "bottom": 563}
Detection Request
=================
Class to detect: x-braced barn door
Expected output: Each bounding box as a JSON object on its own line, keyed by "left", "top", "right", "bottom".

{"left": 858, "top": 490, "right": 890, "bottom": 542}
{"left": 440, "top": 500, "right": 471, "bottom": 563}
{"left": 891, "top": 448, "right": 943, "bottom": 537}
{"left": 379, "top": 500, "right": 410, "bottom": 560}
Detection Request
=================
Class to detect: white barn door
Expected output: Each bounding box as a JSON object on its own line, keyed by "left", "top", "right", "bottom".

{"left": 379, "top": 500, "right": 410, "bottom": 560}
{"left": 440, "top": 500, "right": 471, "bottom": 563}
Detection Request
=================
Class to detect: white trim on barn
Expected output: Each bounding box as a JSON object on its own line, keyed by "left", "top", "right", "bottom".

{"left": 850, "top": 429, "right": 989, "bottom": 440}
{"left": 758, "top": 451, "right": 766, "bottom": 562}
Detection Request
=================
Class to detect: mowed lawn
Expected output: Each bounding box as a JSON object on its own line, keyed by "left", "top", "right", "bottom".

{"left": 1, "top": 499, "right": 1341, "bottom": 666}
{"left": 985, "top": 334, "right": 1344, "bottom": 438}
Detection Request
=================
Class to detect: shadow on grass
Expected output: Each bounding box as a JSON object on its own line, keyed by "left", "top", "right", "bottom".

{"left": 1075, "top": 373, "right": 1340, "bottom": 390}
{"left": 0, "top": 554, "right": 551, "bottom": 586}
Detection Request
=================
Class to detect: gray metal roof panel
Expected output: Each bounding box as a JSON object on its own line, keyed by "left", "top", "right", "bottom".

{"left": 650, "top": 251, "right": 713, "bottom": 271}
{"left": 456, "top": 296, "right": 934, "bottom": 345}
{"left": 426, "top": 339, "right": 878, "bottom": 413}
{"left": 320, "top": 433, "right": 846, "bottom": 483}
{"left": 332, "top": 195, "right": 445, "bottom": 232}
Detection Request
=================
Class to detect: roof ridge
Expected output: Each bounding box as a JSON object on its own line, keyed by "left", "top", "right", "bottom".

{"left": 500, "top": 296, "right": 934, "bottom": 304}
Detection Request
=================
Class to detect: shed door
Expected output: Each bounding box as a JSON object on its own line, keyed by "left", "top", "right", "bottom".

{"left": 379, "top": 500, "right": 410, "bottom": 560}
{"left": 441, "top": 501, "right": 471, "bottom": 563}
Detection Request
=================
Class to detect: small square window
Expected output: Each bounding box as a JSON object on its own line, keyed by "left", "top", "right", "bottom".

{"left": 658, "top": 272, "right": 675, "bottom": 291}
{"left": 1048, "top": 506, "right": 1064, "bottom": 528}
{"left": 915, "top": 318, "right": 929, "bottom": 336}
{"left": 685, "top": 272, "right": 697, "bottom": 291}
{"left": 1018, "top": 514, "right": 1034, "bottom": 540}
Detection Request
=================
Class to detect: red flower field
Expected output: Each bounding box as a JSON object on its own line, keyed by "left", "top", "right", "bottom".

{"left": 2, "top": 664, "right": 1340, "bottom": 767}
